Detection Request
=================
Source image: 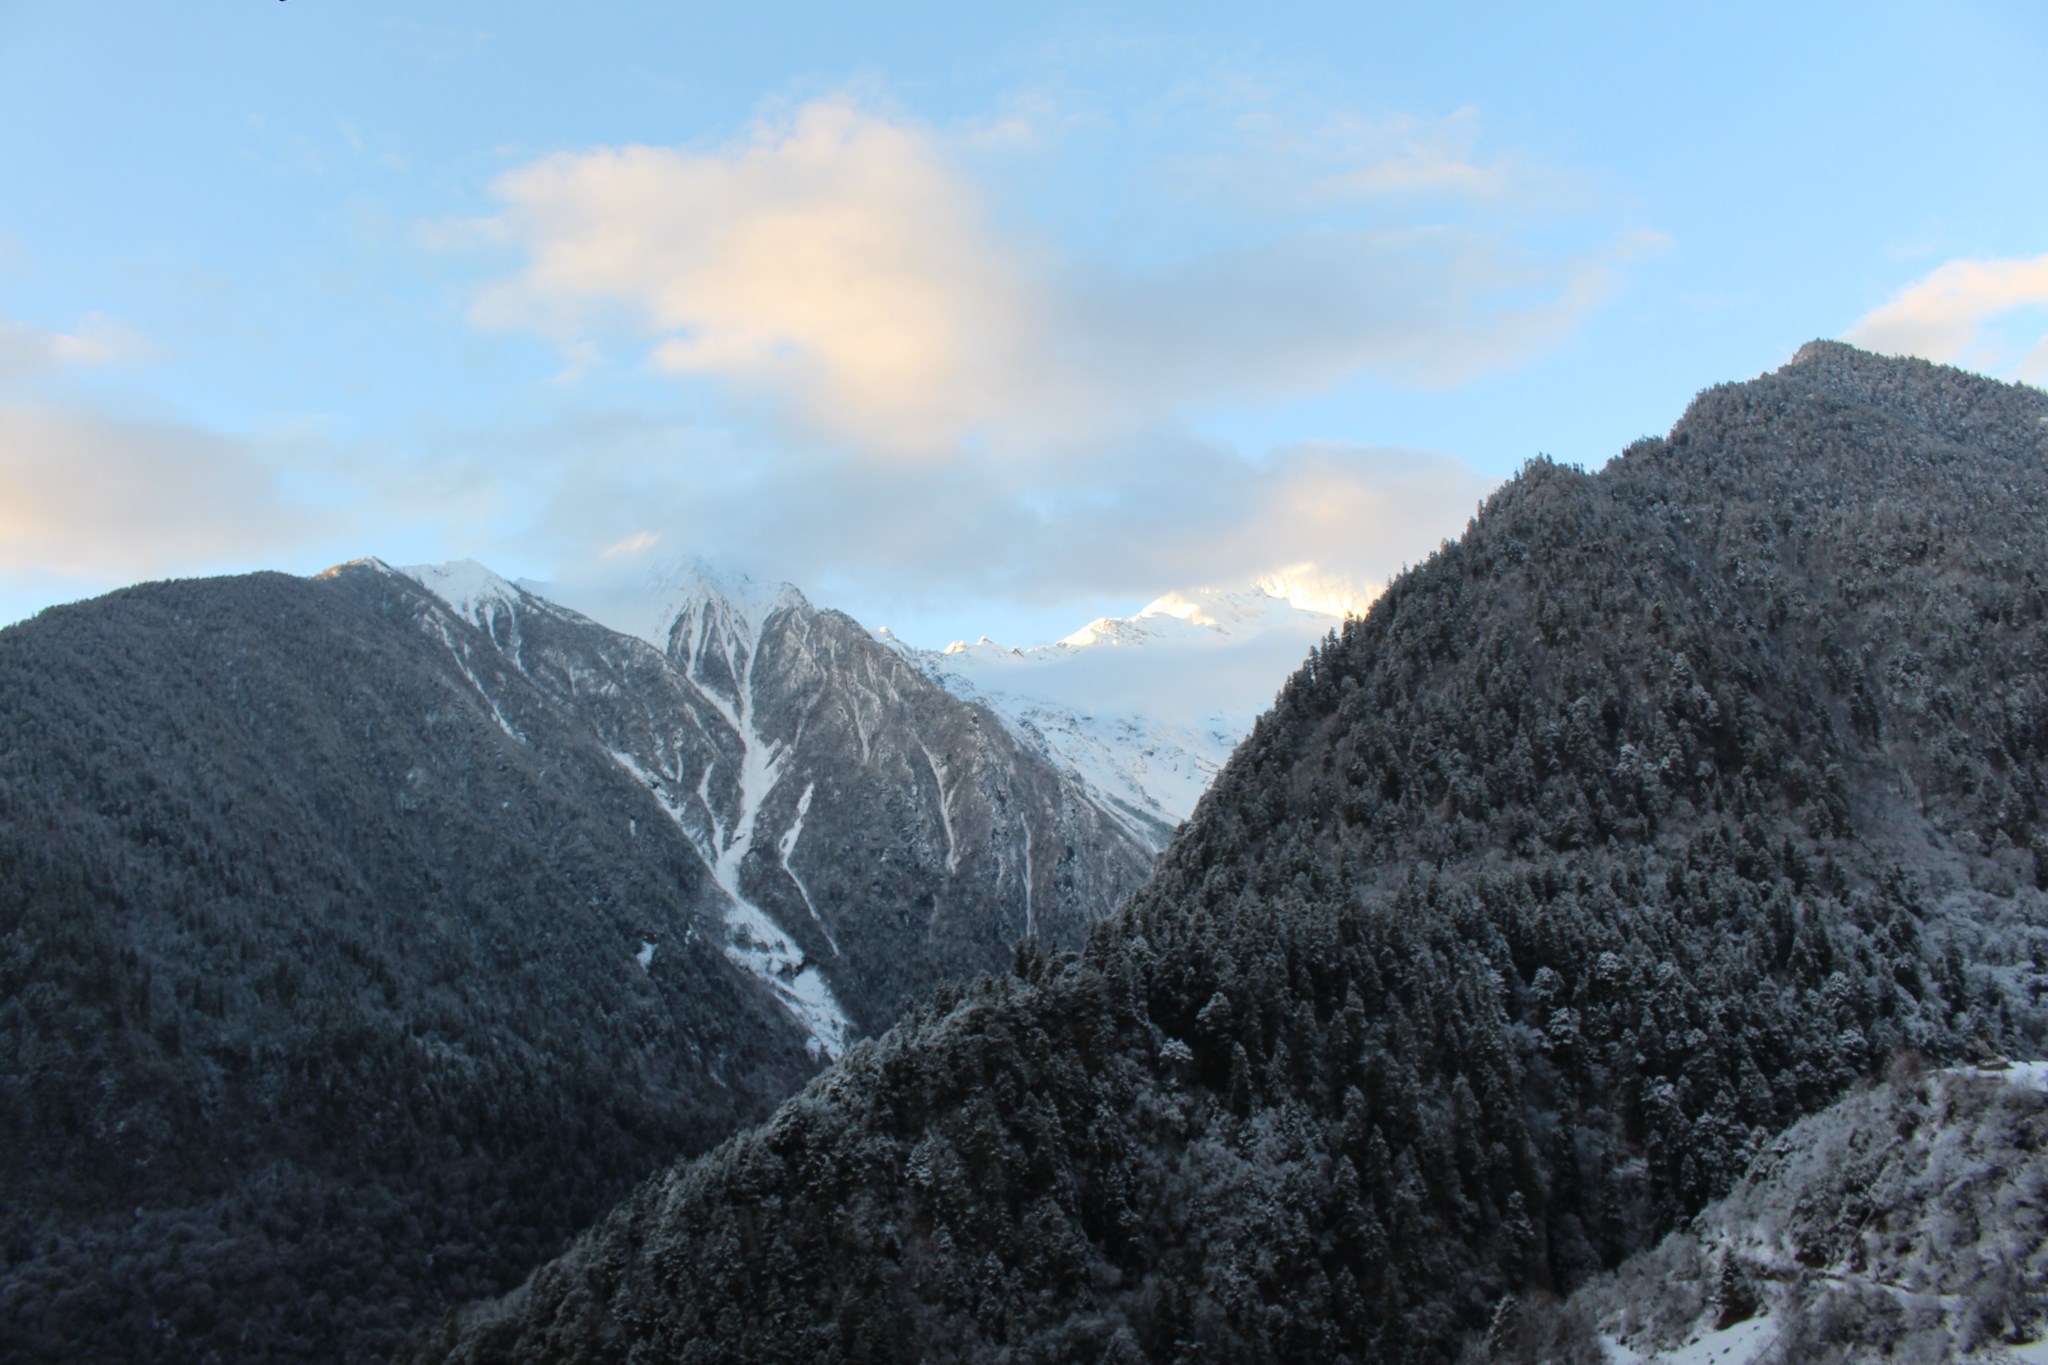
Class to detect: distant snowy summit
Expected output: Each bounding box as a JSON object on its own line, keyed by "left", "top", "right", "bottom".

{"left": 386, "top": 553, "right": 1154, "bottom": 1053}
{"left": 397, "top": 555, "right": 1362, "bottom": 851}
{"left": 879, "top": 574, "right": 1363, "bottom": 843}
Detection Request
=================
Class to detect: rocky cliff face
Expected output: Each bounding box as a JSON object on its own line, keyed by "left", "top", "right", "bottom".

{"left": 405, "top": 559, "right": 1156, "bottom": 1042}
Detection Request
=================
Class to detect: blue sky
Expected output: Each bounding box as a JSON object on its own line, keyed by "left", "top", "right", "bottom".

{"left": 1, "top": 1, "right": 2042, "bottom": 645}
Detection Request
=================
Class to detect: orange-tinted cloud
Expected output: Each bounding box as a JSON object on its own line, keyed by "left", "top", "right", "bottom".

{"left": 1845, "top": 254, "right": 2048, "bottom": 382}
{"left": 466, "top": 98, "right": 1652, "bottom": 460}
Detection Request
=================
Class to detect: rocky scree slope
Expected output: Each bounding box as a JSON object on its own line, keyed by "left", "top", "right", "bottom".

{"left": 410, "top": 344, "right": 2048, "bottom": 1364}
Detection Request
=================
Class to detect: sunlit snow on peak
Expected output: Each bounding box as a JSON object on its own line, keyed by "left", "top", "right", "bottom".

{"left": 399, "top": 559, "right": 528, "bottom": 619}
{"left": 538, "top": 556, "right": 809, "bottom": 653}
{"left": 1252, "top": 563, "right": 1375, "bottom": 619}
{"left": 884, "top": 568, "right": 1374, "bottom": 836}
{"left": 1054, "top": 574, "right": 1361, "bottom": 651}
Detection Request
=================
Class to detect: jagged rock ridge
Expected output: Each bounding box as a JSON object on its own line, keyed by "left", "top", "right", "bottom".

{"left": 404, "top": 557, "right": 1155, "bottom": 1041}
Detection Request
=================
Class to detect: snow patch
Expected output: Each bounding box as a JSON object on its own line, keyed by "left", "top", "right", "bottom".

{"left": 422, "top": 616, "right": 523, "bottom": 742}
{"left": 400, "top": 559, "right": 526, "bottom": 620}
{"left": 1020, "top": 822, "right": 1035, "bottom": 940}
{"left": 1601, "top": 1314, "right": 1775, "bottom": 1365}
{"left": 777, "top": 782, "right": 838, "bottom": 956}
{"left": 918, "top": 741, "right": 959, "bottom": 874}
{"left": 723, "top": 894, "right": 850, "bottom": 1061}
{"left": 602, "top": 613, "right": 853, "bottom": 1060}
{"left": 635, "top": 940, "right": 656, "bottom": 970}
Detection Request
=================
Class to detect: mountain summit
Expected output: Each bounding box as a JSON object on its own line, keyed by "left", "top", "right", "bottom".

{"left": 412, "top": 344, "right": 2048, "bottom": 1364}
{"left": 885, "top": 577, "right": 1359, "bottom": 845}
{"left": 0, "top": 554, "right": 1153, "bottom": 1361}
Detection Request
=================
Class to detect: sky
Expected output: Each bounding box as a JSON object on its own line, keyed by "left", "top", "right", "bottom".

{"left": 0, "top": 1, "right": 2043, "bottom": 647}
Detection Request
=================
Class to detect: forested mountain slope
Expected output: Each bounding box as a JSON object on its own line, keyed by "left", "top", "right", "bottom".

{"left": 1553, "top": 1059, "right": 2046, "bottom": 1363}
{"left": 0, "top": 560, "right": 1152, "bottom": 1361}
{"left": 411, "top": 343, "right": 2048, "bottom": 1364}
{"left": 402, "top": 559, "right": 1153, "bottom": 1041}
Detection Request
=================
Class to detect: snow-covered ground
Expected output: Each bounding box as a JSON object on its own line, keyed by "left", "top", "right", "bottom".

{"left": 1602, "top": 1313, "right": 1775, "bottom": 1365}
{"left": 1582, "top": 1059, "right": 2048, "bottom": 1365}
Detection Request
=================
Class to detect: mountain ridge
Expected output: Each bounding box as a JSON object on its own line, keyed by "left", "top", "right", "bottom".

{"left": 0, "top": 552, "right": 1154, "bottom": 1360}
{"left": 882, "top": 578, "right": 1356, "bottom": 845}
{"left": 409, "top": 342, "right": 2048, "bottom": 1364}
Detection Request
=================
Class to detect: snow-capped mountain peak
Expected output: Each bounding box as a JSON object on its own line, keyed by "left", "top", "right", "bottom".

{"left": 884, "top": 573, "right": 1370, "bottom": 845}
{"left": 398, "top": 558, "right": 530, "bottom": 621}
{"left": 1054, "top": 582, "right": 1336, "bottom": 649}
{"left": 652, "top": 560, "right": 807, "bottom": 632}
{"left": 1250, "top": 563, "right": 1374, "bottom": 619}
{"left": 529, "top": 558, "right": 809, "bottom": 657}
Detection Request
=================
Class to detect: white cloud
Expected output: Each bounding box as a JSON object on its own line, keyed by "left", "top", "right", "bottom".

{"left": 1844, "top": 253, "right": 2048, "bottom": 382}
{"left": 472, "top": 100, "right": 1037, "bottom": 457}
{"left": 417, "top": 88, "right": 1640, "bottom": 639}
{"left": 0, "top": 314, "right": 150, "bottom": 384}
{"left": 601, "top": 529, "right": 661, "bottom": 559}
{"left": 1179, "top": 104, "right": 1575, "bottom": 212}
{"left": 504, "top": 408, "right": 1494, "bottom": 644}
{"left": 0, "top": 404, "right": 354, "bottom": 577}
{"left": 464, "top": 96, "right": 1651, "bottom": 457}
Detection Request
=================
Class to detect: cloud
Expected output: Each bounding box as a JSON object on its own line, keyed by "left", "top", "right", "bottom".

{"left": 0, "top": 314, "right": 150, "bottom": 384}
{"left": 601, "top": 529, "right": 660, "bottom": 559}
{"left": 463, "top": 96, "right": 1651, "bottom": 457}
{"left": 0, "top": 404, "right": 354, "bottom": 577}
{"left": 1177, "top": 104, "right": 1577, "bottom": 212}
{"left": 472, "top": 101, "right": 1037, "bottom": 457}
{"left": 505, "top": 406, "right": 1494, "bottom": 643}
{"left": 1844, "top": 254, "right": 2048, "bottom": 382}
{"left": 412, "top": 88, "right": 1643, "bottom": 640}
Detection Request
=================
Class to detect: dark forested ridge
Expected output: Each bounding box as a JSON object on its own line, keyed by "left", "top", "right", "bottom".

{"left": 0, "top": 569, "right": 818, "bottom": 1361}
{"left": 0, "top": 562, "right": 1151, "bottom": 1361}
{"left": 410, "top": 344, "right": 2048, "bottom": 1364}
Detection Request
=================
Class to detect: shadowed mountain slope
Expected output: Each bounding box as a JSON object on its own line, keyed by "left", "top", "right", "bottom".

{"left": 406, "top": 560, "right": 1154, "bottom": 1040}
{"left": 410, "top": 344, "right": 2048, "bottom": 1364}
{"left": 0, "top": 560, "right": 1152, "bottom": 1362}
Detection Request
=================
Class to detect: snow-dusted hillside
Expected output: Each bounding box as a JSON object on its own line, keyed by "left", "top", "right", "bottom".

{"left": 1495, "top": 1060, "right": 2048, "bottom": 1364}
{"left": 880, "top": 573, "right": 1361, "bottom": 848}
{"left": 397, "top": 556, "right": 1154, "bottom": 1047}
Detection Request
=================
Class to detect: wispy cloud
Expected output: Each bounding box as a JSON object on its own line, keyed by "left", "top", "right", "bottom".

{"left": 0, "top": 404, "right": 358, "bottom": 578}
{"left": 1845, "top": 253, "right": 2048, "bottom": 383}
{"left": 461, "top": 95, "right": 1652, "bottom": 460}
{"left": 502, "top": 406, "right": 1496, "bottom": 638}
{"left": 1173, "top": 103, "right": 1584, "bottom": 213}
{"left": 0, "top": 314, "right": 151, "bottom": 384}
{"left": 420, "top": 87, "right": 1656, "bottom": 631}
